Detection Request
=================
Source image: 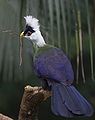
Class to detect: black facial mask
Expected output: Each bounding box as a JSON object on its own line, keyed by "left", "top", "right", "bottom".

{"left": 24, "top": 26, "right": 35, "bottom": 36}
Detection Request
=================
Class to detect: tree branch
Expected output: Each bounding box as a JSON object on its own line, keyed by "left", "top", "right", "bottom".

{"left": 18, "top": 86, "right": 51, "bottom": 120}
{"left": 0, "top": 113, "right": 13, "bottom": 120}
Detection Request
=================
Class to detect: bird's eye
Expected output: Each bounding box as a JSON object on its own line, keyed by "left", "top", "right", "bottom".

{"left": 24, "top": 26, "right": 35, "bottom": 36}
{"left": 26, "top": 31, "right": 32, "bottom": 36}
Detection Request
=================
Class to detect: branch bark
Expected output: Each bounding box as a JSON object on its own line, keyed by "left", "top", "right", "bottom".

{"left": 0, "top": 86, "right": 51, "bottom": 120}
{"left": 0, "top": 113, "right": 13, "bottom": 120}
{"left": 18, "top": 86, "right": 51, "bottom": 120}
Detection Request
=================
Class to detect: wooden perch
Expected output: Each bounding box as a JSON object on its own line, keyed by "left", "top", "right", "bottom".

{"left": 0, "top": 113, "right": 13, "bottom": 120}
{"left": 0, "top": 86, "right": 51, "bottom": 120}
{"left": 18, "top": 86, "right": 51, "bottom": 120}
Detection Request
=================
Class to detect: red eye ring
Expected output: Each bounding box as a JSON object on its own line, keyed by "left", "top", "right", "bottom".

{"left": 27, "top": 31, "right": 32, "bottom": 36}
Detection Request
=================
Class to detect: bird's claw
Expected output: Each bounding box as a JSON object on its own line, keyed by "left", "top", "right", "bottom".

{"left": 38, "top": 87, "right": 43, "bottom": 92}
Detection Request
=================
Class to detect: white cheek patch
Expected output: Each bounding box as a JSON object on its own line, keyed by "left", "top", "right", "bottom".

{"left": 31, "top": 32, "right": 38, "bottom": 40}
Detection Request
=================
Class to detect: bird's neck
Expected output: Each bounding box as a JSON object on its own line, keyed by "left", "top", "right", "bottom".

{"left": 34, "top": 31, "right": 46, "bottom": 47}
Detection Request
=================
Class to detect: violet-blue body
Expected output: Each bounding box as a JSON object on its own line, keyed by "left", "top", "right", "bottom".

{"left": 34, "top": 44, "right": 93, "bottom": 117}
{"left": 20, "top": 16, "right": 94, "bottom": 118}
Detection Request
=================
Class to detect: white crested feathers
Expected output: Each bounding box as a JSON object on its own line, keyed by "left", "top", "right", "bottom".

{"left": 24, "top": 15, "right": 46, "bottom": 47}
{"left": 24, "top": 16, "right": 40, "bottom": 31}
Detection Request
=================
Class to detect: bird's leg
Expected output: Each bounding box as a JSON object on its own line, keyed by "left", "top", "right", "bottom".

{"left": 37, "top": 87, "right": 43, "bottom": 92}
{"left": 40, "top": 78, "right": 51, "bottom": 91}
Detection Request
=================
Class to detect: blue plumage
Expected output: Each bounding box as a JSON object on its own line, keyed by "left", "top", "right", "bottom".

{"left": 34, "top": 45, "right": 93, "bottom": 117}
{"left": 21, "top": 15, "right": 94, "bottom": 118}
{"left": 51, "top": 83, "right": 93, "bottom": 117}
{"left": 34, "top": 46, "right": 74, "bottom": 84}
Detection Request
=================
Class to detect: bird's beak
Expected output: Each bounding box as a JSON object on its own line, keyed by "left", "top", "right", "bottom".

{"left": 20, "top": 32, "right": 24, "bottom": 38}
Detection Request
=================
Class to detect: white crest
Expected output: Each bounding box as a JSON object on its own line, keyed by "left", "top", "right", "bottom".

{"left": 24, "top": 16, "right": 40, "bottom": 31}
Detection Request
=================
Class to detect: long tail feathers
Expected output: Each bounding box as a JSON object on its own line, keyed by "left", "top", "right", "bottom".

{"left": 51, "top": 83, "right": 94, "bottom": 118}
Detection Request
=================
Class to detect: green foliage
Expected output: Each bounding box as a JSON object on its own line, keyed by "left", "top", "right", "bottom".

{"left": 0, "top": 0, "right": 95, "bottom": 84}
{"left": 85, "top": 0, "right": 94, "bottom": 80}
{"left": 0, "top": 1, "right": 95, "bottom": 120}
{"left": 48, "top": 0, "right": 54, "bottom": 45}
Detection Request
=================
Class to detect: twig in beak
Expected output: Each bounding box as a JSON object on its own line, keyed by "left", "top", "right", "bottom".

{"left": 2, "top": 30, "right": 18, "bottom": 36}
{"left": 20, "top": 37, "right": 22, "bottom": 66}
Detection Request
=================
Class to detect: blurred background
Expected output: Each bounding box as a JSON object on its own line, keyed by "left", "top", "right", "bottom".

{"left": 0, "top": 0, "right": 95, "bottom": 119}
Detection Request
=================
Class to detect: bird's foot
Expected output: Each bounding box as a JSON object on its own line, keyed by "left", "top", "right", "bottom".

{"left": 38, "top": 87, "right": 43, "bottom": 92}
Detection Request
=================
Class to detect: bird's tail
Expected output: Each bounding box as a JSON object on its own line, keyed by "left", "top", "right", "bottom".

{"left": 51, "top": 83, "right": 93, "bottom": 118}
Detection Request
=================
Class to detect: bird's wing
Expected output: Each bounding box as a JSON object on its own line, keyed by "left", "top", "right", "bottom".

{"left": 34, "top": 47, "right": 74, "bottom": 84}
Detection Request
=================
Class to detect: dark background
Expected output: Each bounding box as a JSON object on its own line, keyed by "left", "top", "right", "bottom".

{"left": 0, "top": 0, "right": 95, "bottom": 120}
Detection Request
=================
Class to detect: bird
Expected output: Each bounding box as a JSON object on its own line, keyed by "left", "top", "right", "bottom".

{"left": 20, "top": 16, "right": 94, "bottom": 118}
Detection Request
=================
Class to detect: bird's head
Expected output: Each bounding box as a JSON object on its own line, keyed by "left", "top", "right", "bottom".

{"left": 20, "top": 16, "right": 40, "bottom": 39}
{"left": 20, "top": 16, "right": 46, "bottom": 47}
